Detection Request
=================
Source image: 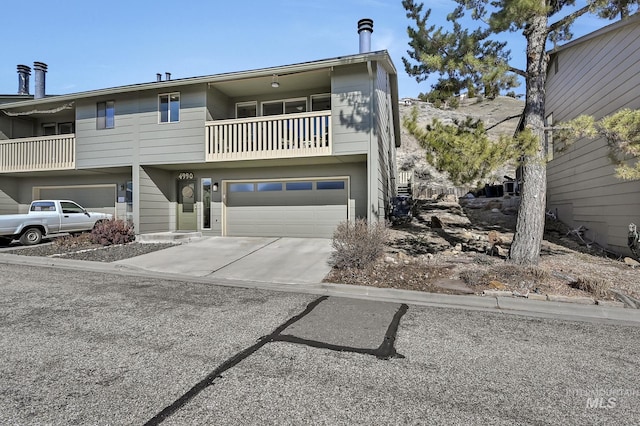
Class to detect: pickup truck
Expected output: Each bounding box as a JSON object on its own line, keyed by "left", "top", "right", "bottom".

{"left": 0, "top": 200, "right": 112, "bottom": 246}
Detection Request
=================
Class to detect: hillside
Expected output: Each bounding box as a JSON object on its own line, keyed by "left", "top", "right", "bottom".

{"left": 397, "top": 96, "right": 525, "bottom": 196}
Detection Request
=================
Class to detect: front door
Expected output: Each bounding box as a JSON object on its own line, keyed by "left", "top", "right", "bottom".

{"left": 177, "top": 180, "right": 197, "bottom": 230}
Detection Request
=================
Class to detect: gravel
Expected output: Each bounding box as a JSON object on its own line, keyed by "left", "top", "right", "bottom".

{"left": 3, "top": 241, "right": 176, "bottom": 262}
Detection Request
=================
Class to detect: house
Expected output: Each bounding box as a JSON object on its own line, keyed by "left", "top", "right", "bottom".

{"left": 0, "top": 19, "right": 400, "bottom": 239}
{"left": 545, "top": 13, "right": 640, "bottom": 256}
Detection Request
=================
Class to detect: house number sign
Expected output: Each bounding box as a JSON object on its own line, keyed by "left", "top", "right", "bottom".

{"left": 178, "top": 172, "right": 194, "bottom": 180}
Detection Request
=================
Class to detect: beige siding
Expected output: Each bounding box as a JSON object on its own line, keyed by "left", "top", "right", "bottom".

{"left": 546, "top": 16, "right": 640, "bottom": 254}
{"left": 331, "top": 64, "right": 371, "bottom": 155}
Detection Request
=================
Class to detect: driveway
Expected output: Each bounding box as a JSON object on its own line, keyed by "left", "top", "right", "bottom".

{"left": 115, "top": 237, "right": 333, "bottom": 284}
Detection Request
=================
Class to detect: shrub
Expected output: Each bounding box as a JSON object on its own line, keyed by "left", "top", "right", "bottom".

{"left": 90, "top": 219, "right": 135, "bottom": 246}
{"left": 330, "top": 219, "right": 388, "bottom": 269}
{"left": 571, "top": 276, "right": 611, "bottom": 298}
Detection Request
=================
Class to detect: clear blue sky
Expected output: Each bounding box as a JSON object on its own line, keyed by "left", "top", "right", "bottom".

{"left": 0, "top": 0, "right": 615, "bottom": 99}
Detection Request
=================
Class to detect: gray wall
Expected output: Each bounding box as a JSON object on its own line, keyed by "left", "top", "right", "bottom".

{"left": 138, "top": 166, "right": 174, "bottom": 233}
{"left": 75, "top": 84, "right": 208, "bottom": 168}
{"left": 546, "top": 15, "right": 640, "bottom": 255}
{"left": 331, "top": 63, "right": 372, "bottom": 155}
{"left": 374, "top": 63, "right": 397, "bottom": 220}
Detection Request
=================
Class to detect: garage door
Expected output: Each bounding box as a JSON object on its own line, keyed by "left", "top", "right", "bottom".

{"left": 36, "top": 185, "right": 116, "bottom": 215}
{"left": 225, "top": 179, "right": 348, "bottom": 238}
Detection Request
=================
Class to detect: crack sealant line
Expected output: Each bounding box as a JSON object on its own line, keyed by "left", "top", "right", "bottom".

{"left": 204, "top": 237, "right": 282, "bottom": 277}
{"left": 143, "top": 295, "right": 328, "bottom": 426}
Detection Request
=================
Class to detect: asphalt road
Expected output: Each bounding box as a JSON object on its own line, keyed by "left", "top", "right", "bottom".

{"left": 1, "top": 263, "right": 639, "bottom": 425}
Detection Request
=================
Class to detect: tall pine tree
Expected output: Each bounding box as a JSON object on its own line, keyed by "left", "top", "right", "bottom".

{"left": 402, "top": 0, "right": 639, "bottom": 265}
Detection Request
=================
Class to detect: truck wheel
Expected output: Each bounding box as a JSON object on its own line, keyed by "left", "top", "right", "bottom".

{"left": 20, "top": 228, "right": 43, "bottom": 246}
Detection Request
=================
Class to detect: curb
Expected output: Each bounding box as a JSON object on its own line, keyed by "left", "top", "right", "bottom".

{"left": 1, "top": 253, "right": 639, "bottom": 326}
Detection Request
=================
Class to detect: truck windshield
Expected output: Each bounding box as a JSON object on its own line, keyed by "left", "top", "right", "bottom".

{"left": 30, "top": 202, "right": 56, "bottom": 212}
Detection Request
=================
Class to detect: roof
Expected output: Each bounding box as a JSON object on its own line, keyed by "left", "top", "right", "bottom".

{"left": 0, "top": 50, "right": 398, "bottom": 109}
{"left": 548, "top": 13, "right": 640, "bottom": 55}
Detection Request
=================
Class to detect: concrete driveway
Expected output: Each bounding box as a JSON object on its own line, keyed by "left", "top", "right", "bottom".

{"left": 115, "top": 237, "right": 333, "bottom": 284}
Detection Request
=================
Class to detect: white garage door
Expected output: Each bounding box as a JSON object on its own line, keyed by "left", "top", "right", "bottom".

{"left": 225, "top": 179, "right": 348, "bottom": 238}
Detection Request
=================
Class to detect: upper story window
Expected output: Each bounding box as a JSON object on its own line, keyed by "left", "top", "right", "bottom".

{"left": 42, "top": 123, "right": 56, "bottom": 136}
{"left": 159, "top": 93, "right": 180, "bottom": 123}
{"left": 311, "top": 94, "right": 331, "bottom": 111}
{"left": 262, "top": 98, "right": 307, "bottom": 116}
{"left": 236, "top": 101, "right": 257, "bottom": 118}
{"left": 97, "top": 101, "right": 115, "bottom": 129}
{"left": 58, "top": 122, "right": 74, "bottom": 134}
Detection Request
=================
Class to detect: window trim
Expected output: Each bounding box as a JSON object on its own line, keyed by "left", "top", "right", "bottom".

{"left": 158, "top": 92, "right": 180, "bottom": 123}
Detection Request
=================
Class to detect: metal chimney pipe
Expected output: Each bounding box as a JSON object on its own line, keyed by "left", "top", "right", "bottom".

{"left": 165, "top": 72, "right": 171, "bottom": 81}
{"left": 357, "top": 18, "right": 373, "bottom": 53}
{"left": 157, "top": 73, "right": 162, "bottom": 82}
{"left": 17, "top": 64, "right": 31, "bottom": 95}
{"left": 33, "top": 61, "right": 48, "bottom": 99}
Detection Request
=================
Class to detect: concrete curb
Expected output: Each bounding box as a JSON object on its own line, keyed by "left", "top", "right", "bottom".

{"left": 1, "top": 253, "right": 639, "bottom": 326}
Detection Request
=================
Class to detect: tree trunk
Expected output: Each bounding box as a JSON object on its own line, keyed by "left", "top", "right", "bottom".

{"left": 509, "top": 14, "right": 549, "bottom": 266}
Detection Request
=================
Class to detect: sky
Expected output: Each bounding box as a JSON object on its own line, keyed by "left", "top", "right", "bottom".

{"left": 0, "top": 0, "right": 620, "bottom": 99}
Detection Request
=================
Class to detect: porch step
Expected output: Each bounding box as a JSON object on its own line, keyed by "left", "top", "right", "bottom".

{"left": 136, "top": 231, "right": 202, "bottom": 243}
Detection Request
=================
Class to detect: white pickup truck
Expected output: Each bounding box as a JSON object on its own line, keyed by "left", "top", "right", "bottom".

{"left": 0, "top": 200, "right": 112, "bottom": 246}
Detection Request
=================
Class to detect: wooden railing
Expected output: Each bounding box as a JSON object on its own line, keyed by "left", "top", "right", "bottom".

{"left": 205, "top": 111, "right": 331, "bottom": 162}
{"left": 0, "top": 134, "right": 76, "bottom": 173}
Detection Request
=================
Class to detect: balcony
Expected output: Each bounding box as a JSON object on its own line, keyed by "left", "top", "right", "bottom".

{"left": 0, "top": 134, "right": 76, "bottom": 173}
{"left": 205, "top": 111, "right": 331, "bottom": 162}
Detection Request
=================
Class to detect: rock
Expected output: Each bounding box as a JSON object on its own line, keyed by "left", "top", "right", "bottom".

{"left": 482, "top": 290, "right": 512, "bottom": 297}
{"left": 442, "top": 194, "right": 457, "bottom": 202}
{"left": 596, "top": 300, "right": 626, "bottom": 308}
{"left": 461, "top": 231, "right": 474, "bottom": 242}
{"left": 384, "top": 256, "right": 396, "bottom": 264}
{"left": 624, "top": 257, "right": 640, "bottom": 268}
{"left": 454, "top": 243, "right": 462, "bottom": 251}
{"left": 491, "top": 208, "right": 501, "bottom": 213}
{"left": 547, "top": 294, "right": 595, "bottom": 305}
{"left": 403, "top": 260, "right": 410, "bottom": 265}
{"left": 488, "top": 230, "right": 503, "bottom": 245}
{"left": 489, "top": 280, "right": 506, "bottom": 290}
{"left": 527, "top": 293, "right": 547, "bottom": 301}
{"left": 424, "top": 253, "right": 434, "bottom": 260}
{"left": 431, "top": 216, "right": 443, "bottom": 228}
{"left": 491, "top": 245, "right": 509, "bottom": 258}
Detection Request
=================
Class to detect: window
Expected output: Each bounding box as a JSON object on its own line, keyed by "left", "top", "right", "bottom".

{"left": 311, "top": 94, "right": 331, "bottom": 111}
{"left": 159, "top": 93, "right": 180, "bottom": 123}
{"left": 229, "top": 183, "right": 254, "bottom": 192}
{"left": 262, "top": 98, "right": 307, "bottom": 116}
{"left": 30, "top": 201, "right": 56, "bottom": 212}
{"left": 97, "top": 101, "right": 115, "bottom": 129}
{"left": 317, "top": 180, "right": 345, "bottom": 190}
{"left": 236, "top": 102, "right": 257, "bottom": 118}
{"left": 58, "top": 122, "right": 74, "bottom": 134}
{"left": 60, "top": 201, "right": 85, "bottom": 214}
{"left": 42, "top": 123, "right": 56, "bottom": 136}
{"left": 545, "top": 113, "right": 554, "bottom": 161}
{"left": 257, "top": 182, "right": 282, "bottom": 192}
{"left": 285, "top": 181, "right": 312, "bottom": 191}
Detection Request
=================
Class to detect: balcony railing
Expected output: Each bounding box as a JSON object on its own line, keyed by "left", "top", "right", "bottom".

{"left": 205, "top": 111, "right": 331, "bottom": 162}
{"left": 0, "top": 134, "right": 76, "bottom": 173}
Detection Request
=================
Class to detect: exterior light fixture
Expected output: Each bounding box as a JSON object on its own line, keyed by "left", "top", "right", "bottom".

{"left": 213, "top": 182, "right": 219, "bottom": 192}
{"left": 271, "top": 74, "right": 280, "bottom": 88}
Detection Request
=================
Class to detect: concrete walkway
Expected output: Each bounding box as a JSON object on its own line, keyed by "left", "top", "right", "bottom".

{"left": 115, "top": 237, "right": 334, "bottom": 285}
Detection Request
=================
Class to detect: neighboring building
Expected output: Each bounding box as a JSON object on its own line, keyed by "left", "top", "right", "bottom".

{"left": 545, "top": 14, "right": 640, "bottom": 255}
{"left": 0, "top": 20, "right": 400, "bottom": 238}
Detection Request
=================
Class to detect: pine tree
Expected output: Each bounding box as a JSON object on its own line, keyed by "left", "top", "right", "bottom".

{"left": 402, "top": 0, "right": 639, "bottom": 265}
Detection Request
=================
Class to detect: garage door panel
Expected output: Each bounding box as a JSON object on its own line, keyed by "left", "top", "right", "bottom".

{"left": 226, "top": 179, "right": 347, "bottom": 238}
